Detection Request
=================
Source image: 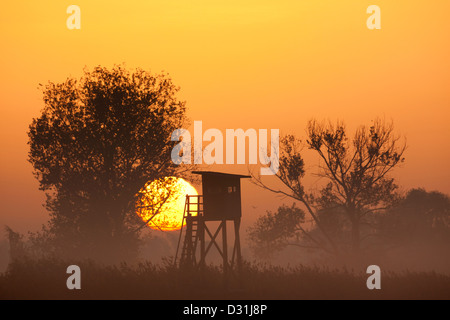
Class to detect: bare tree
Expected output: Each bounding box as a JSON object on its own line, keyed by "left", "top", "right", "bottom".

{"left": 252, "top": 118, "right": 406, "bottom": 255}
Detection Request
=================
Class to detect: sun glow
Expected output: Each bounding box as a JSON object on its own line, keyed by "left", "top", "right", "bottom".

{"left": 136, "top": 177, "right": 198, "bottom": 231}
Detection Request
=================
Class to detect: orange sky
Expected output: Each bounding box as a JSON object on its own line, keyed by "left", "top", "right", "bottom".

{"left": 1, "top": 1, "right": 449, "bottom": 235}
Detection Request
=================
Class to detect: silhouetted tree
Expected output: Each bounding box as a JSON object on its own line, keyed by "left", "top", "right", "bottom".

{"left": 27, "top": 65, "right": 188, "bottom": 262}
{"left": 381, "top": 188, "right": 450, "bottom": 245}
{"left": 247, "top": 204, "right": 306, "bottom": 259}
{"left": 252, "top": 119, "right": 406, "bottom": 255}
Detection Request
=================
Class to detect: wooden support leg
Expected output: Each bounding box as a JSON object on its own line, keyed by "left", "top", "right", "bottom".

{"left": 234, "top": 218, "right": 243, "bottom": 288}
{"left": 222, "top": 220, "right": 228, "bottom": 272}
{"left": 222, "top": 219, "right": 228, "bottom": 286}
{"left": 199, "top": 218, "right": 205, "bottom": 269}
{"left": 234, "top": 218, "right": 242, "bottom": 273}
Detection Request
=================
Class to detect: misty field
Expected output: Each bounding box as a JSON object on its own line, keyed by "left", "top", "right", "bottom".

{"left": 1, "top": 258, "right": 449, "bottom": 300}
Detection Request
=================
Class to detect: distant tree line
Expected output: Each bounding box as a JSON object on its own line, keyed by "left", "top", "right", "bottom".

{"left": 248, "top": 188, "right": 450, "bottom": 259}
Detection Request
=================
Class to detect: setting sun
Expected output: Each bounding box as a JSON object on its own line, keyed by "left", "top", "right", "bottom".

{"left": 136, "top": 177, "right": 198, "bottom": 231}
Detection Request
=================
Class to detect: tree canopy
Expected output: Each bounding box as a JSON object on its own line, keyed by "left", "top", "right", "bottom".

{"left": 28, "top": 65, "right": 188, "bottom": 261}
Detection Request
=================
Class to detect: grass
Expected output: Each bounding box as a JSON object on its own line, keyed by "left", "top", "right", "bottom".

{"left": 1, "top": 257, "right": 449, "bottom": 300}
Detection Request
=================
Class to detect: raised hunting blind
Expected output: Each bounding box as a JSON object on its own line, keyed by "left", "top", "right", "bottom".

{"left": 175, "top": 171, "right": 250, "bottom": 278}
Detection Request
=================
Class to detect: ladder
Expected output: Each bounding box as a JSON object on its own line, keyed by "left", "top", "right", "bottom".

{"left": 179, "top": 217, "right": 199, "bottom": 266}
{"left": 175, "top": 195, "right": 203, "bottom": 267}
